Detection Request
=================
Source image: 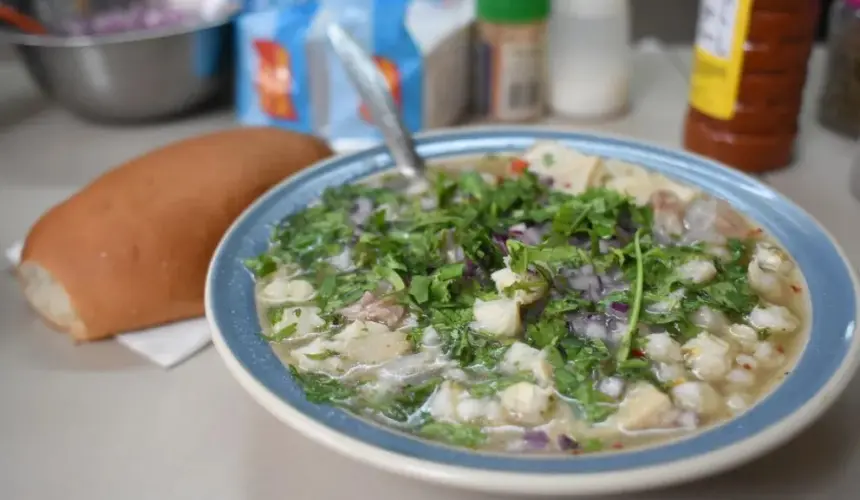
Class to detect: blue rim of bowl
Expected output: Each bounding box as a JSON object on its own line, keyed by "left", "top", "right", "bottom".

{"left": 206, "top": 127, "right": 860, "bottom": 477}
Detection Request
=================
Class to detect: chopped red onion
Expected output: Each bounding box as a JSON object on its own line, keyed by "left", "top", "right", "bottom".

{"left": 521, "top": 227, "right": 544, "bottom": 245}
{"left": 598, "top": 238, "right": 621, "bottom": 254}
{"left": 508, "top": 223, "right": 527, "bottom": 235}
{"left": 567, "top": 313, "right": 609, "bottom": 340}
{"left": 441, "top": 230, "right": 465, "bottom": 263}
{"left": 448, "top": 246, "right": 465, "bottom": 263}
{"left": 568, "top": 267, "right": 602, "bottom": 301}
{"left": 558, "top": 434, "right": 579, "bottom": 451}
{"left": 607, "top": 303, "right": 629, "bottom": 321}
{"left": 568, "top": 274, "right": 597, "bottom": 291}
{"left": 523, "top": 430, "right": 550, "bottom": 449}
{"left": 584, "top": 320, "right": 608, "bottom": 340}
{"left": 350, "top": 197, "right": 374, "bottom": 226}
{"left": 610, "top": 302, "right": 629, "bottom": 313}
{"left": 507, "top": 224, "right": 546, "bottom": 246}
{"left": 569, "top": 234, "right": 590, "bottom": 247}
{"left": 491, "top": 233, "right": 509, "bottom": 255}
{"left": 463, "top": 259, "right": 477, "bottom": 277}
{"left": 608, "top": 319, "right": 628, "bottom": 343}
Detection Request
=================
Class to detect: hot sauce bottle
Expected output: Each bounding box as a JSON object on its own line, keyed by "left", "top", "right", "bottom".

{"left": 683, "top": 0, "right": 820, "bottom": 172}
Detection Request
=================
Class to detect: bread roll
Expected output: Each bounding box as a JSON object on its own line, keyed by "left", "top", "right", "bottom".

{"left": 18, "top": 127, "right": 334, "bottom": 341}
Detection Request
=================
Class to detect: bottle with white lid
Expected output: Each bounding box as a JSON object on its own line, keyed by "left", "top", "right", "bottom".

{"left": 548, "top": 0, "right": 632, "bottom": 120}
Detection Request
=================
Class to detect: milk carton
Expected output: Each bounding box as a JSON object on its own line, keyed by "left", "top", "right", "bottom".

{"left": 235, "top": 0, "right": 473, "bottom": 152}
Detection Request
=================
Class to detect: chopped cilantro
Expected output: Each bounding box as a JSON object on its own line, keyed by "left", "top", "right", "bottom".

{"left": 245, "top": 254, "right": 279, "bottom": 278}
{"left": 582, "top": 438, "right": 605, "bottom": 452}
{"left": 468, "top": 373, "right": 535, "bottom": 398}
{"left": 266, "top": 306, "right": 287, "bottom": 326}
{"left": 305, "top": 349, "right": 338, "bottom": 361}
{"left": 260, "top": 322, "right": 297, "bottom": 342}
{"left": 549, "top": 338, "right": 618, "bottom": 422}
{"left": 289, "top": 366, "right": 354, "bottom": 404}
{"left": 373, "top": 377, "right": 443, "bottom": 422}
{"left": 409, "top": 275, "right": 433, "bottom": 304}
{"left": 543, "top": 296, "right": 592, "bottom": 317}
{"left": 526, "top": 316, "right": 568, "bottom": 348}
{"left": 419, "top": 420, "right": 487, "bottom": 448}
{"left": 617, "top": 229, "right": 644, "bottom": 363}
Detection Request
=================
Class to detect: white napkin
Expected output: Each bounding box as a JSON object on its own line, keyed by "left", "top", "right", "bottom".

{"left": 5, "top": 241, "right": 211, "bottom": 368}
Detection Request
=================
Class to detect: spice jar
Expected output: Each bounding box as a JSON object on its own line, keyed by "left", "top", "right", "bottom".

{"left": 683, "top": 0, "right": 820, "bottom": 173}
{"left": 473, "top": 0, "right": 549, "bottom": 122}
{"left": 818, "top": 0, "right": 860, "bottom": 138}
{"left": 548, "top": 0, "right": 632, "bottom": 120}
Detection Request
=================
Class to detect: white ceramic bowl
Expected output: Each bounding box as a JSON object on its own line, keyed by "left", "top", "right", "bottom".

{"left": 206, "top": 128, "right": 860, "bottom": 496}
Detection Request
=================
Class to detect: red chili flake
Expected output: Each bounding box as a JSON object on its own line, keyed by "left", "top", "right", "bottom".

{"left": 631, "top": 349, "right": 645, "bottom": 358}
{"left": 742, "top": 363, "right": 752, "bottom": 370}
{"left": 510, "top": 158, "right": 529, "bottom": 174}
{"left": 612, "top": 442, "right": 624, "bottom": 450}
{"left": 790, "top": 284, "right": 802, "bottom": 293}
{"left": 563, "top": 182, "right": 572, "bottom": 188}
{"left": 776, "top": 345, "right": 785, "bottom": 354}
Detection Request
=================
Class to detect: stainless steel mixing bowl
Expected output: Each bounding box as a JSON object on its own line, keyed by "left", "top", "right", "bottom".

{"left": 0, "top": 14, "right": 235, "bottom": 122}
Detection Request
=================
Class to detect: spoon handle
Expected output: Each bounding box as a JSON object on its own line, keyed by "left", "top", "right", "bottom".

{"left": 325, "top": 23, "right": 425, "bottom": 179}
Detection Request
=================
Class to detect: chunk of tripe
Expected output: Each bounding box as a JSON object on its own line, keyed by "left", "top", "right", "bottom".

{"left": 490, "top": 267, "right": 545, "bottom": 305}
{"left": 671, "top": 381, "right": 724, "bottom": 417}
{"left": 259, "top": 276, "right": 317, "bottom": 304}
{"left": 615, "top": 382, "right": 676, "bottom": 431}
{"left": 682, "top": 332, "right": 733, "bottom": 381}
{"left": 602, "top": 158, "right": 697, "bottom": 205}
{"left": 748, "top": 304, "right": 799, "bottom": 335}
{"left": 499, "top": 342, "right": 554, "bottom": 386}
{"left": 292, "top": 338, "right": 344, "bottom": 373}
{"left": 499, "top": 381, "right": 553, "bottom": 426}
{"left": 644, "top": 333, "right": 683, "bottom": 363}
{"left": 521, "top": 142, "right": 604, "bottom": 195}
{"left": 272, "top": 306, "right": 326, "bottom": 338}
{"left": 678, "top": 259, "right": 717, "bottom": 284}
{"left": 473, "top": 298, "right": 521, "bottom": 337}
{"left": 427, "top": 381, "right": 506, "bottom": 426}
{"left": 329, "top": 320, "right": 411, "bottom": 364}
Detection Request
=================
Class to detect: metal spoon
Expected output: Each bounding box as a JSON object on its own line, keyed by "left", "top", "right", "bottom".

{"left": 325, "top": 23, "right": 426, "bottom": 182}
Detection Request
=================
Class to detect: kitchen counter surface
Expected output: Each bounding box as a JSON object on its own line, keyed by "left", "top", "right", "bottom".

{"left": 1, "top": 47, "right": 859, "bottom": 500}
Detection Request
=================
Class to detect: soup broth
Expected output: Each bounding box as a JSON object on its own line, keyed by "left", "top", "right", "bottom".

{"left": 247, "top": 142, "right": 809, "bottom": 454}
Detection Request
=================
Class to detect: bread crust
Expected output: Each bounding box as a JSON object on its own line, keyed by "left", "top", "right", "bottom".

{"left": 19, "top": 127, "right": 334, "bottom": 341}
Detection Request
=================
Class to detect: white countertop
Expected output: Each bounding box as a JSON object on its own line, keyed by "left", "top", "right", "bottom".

{"left": 2, "top": 47, "right": 859, "bottom": 500}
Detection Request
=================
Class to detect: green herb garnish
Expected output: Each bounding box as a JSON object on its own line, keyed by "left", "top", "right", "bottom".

{"left": 617, "top": 229, "right": 644, "bottom": 363}
{"left": 419, "top": 420, "right": 488, "bottom": 448}
{"left": 261, "top": 322, "right": 298, "bottom": 342}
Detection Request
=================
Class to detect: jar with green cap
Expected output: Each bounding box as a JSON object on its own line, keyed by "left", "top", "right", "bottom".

{"left": 473, "top": 0, "right": 550, "bottom": 122}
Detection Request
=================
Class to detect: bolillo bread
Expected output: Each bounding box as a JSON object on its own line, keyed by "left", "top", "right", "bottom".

{"left": 18, "top": 127, "right": 334, "bottom": 342}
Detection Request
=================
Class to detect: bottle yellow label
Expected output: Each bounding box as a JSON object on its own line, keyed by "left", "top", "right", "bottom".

{"left": 688, "top": 0, "right": 753, "bottom": 120}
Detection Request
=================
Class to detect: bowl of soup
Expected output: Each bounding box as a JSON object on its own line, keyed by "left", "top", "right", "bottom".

{"left": 205, "top": 128, "right": 860, "bottom": 496}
